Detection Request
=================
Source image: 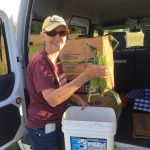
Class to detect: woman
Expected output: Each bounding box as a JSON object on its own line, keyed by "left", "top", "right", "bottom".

{"left": 26, "top": 15, "right": 109, "bottom": 150}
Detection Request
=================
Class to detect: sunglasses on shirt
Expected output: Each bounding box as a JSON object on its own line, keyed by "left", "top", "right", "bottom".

{"left": 45, "top": 30, "right": 68, "bottom": 37}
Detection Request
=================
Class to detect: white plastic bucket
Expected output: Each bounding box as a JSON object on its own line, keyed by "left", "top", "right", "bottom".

{"left": 62, "top": 106, "right": 117, "bottom": 150}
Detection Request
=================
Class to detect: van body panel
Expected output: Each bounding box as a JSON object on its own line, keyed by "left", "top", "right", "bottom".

{"left": 0, "top": 10, "right": 26, "bottom": 149}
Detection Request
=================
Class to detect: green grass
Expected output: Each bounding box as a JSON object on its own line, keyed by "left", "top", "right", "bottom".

{"left": 0, "top": 37, "right": 8, "bottom": 75}
{"left": 0, "top": 32, "right": 144, "bottom": 75}
{"left": 5, "top": 143, "right": 20, "bottom": 150}
{"left": 28, "top": 32, "right": 144, "bottom": 56}
{"left": 29, "top": 34, "right": 43, "bottom": 59}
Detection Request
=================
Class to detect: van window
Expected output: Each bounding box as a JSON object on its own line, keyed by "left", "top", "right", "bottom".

{"left": 0, "top": 17, "right": 14, "bottom": 101}
{"left": 68, "top": 15, "right": 90, "bottom": 39}
{"left": 0, "top": 18, "right": 9, "bottom": 75}
{"left": 29, "top": 20, "right": 43, "bottom": 59}
{"left": 68, "top": 26, "right": 87, "bottom": 39}
{"left": 104, "top": 28, "right": 144, "bottom": 50}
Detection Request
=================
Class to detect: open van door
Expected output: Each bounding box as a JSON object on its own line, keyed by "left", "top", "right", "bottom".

{"left": 0, "top": 10, "right": 26, "bottom": 149}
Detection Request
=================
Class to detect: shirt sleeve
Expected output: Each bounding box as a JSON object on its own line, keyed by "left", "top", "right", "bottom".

{"left": 32, "top": 59, "right": 55, "bottom": 93}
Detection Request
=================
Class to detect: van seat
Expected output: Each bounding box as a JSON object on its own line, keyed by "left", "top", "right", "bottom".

{"left": 135, "top": 50, "right": 150, "bottom": 88}
{"left": 144, "top": 30, "right": 150, "bottom": 49}
{"left": 114, "top": 49, "right": 136, "bottom": 93}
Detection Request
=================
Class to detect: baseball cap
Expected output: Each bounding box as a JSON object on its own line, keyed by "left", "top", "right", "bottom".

{"left": 42, "top": 15, "right": 69, "bottom": 32}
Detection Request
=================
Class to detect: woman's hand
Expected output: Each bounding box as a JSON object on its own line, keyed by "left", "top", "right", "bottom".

{"left": 84, "top": 63, "right": 110, "bottom": 80}
{"left": 71, "top": 94, "right": 89, "bottom": 110}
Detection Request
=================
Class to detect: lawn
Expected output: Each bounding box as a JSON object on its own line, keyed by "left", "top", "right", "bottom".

{"left": 5, "top": 143, "right": 20, "bottom": 150}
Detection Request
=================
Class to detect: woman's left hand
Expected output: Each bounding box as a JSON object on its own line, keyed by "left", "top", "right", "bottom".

{"left": 71, "top": 94, "right": 89, "bottom": 110}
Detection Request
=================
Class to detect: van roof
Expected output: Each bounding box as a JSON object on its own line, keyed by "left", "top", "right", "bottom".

{"left": 32, "top": 0, "right": 150, "bottom": 26}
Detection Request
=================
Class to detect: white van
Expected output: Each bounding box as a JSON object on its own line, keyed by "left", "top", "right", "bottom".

{"left": 0, "top": 0, "right": 150, "bottom": 149}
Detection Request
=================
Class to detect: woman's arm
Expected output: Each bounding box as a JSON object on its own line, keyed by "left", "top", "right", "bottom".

{"left": 42, "top": 64, "right": 109, "bottom": 107}
{"left": 70, "top": 93, "right": 89, "bottom": 109}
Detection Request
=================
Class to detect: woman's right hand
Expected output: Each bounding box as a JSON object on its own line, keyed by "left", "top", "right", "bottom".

{"left": 84, "top": 63, "right": 110, "bottom": 80}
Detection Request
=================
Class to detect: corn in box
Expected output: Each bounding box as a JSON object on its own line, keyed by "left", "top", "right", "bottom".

{"left": 59, "top": 35, "right": 115, "bottom": 105}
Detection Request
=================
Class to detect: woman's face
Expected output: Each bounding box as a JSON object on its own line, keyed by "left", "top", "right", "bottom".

{"left": 41, "top": 25, "right": 68, "bottom": 53}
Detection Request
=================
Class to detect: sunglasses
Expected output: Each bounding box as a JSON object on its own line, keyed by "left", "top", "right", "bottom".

{"left": 45, "top": 30, "right": 68, "bottom": 37}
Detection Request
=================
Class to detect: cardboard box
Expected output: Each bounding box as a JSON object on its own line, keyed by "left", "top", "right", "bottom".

{"left": 133, "top": 114, "right": 150, "bottom": 139}
{"left": 60, "top": 35, "right": 114, "bottom": 92}
{"left": 79, "top": 94, "right": 117, "bottom": 110}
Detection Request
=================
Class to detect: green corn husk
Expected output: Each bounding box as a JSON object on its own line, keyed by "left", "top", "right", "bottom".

{"left": 104, "top": 90, "right": 122, "bottom": 119}
{"left": 59, "top": 44, "right": 108, "bottom": 103}
{"left": 59, "top": 43, "right": 122, "bottom": 119}
{"left": 87, "top": 44, "right": 108, "bottom": 102}
{"left": 87, "top": 44, "right": 122, "bottom": 119}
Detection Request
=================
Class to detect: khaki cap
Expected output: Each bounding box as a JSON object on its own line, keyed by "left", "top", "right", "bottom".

{"left": 42, "top": 15, "right": 69, "bottom": 32}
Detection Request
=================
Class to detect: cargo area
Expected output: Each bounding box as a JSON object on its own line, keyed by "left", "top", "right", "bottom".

{"left": 113, "top": 30, "right": 150, "bottom": 93}
{"left": 26, "top": 0, "right": 150, "bottom": 149}
{"left": 112, "top": 30, "right": 150, "bottom": 148}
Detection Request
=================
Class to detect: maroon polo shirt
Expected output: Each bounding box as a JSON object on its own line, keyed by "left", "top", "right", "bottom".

{"left": 27, "top": 50, "right": 69, "bottom": 128}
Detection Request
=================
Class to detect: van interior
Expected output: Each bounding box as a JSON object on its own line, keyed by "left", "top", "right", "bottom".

{"left": 0, "top": 0, "right": 150, "bottom": 149}
{"left": 27, "top": 0, "right": 150, "bottom": 148}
